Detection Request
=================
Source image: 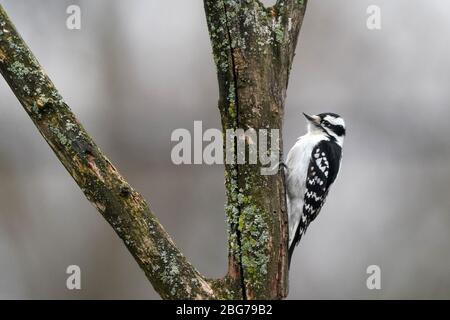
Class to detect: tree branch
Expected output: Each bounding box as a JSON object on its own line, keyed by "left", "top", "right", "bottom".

{"left": 0, "top": 4, "right": 216, "bottom": 300}
{"left": 276, "top": 0, "right": 308, "bottom": 66}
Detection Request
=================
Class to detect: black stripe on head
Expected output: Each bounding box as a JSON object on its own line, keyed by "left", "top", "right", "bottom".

{"left": 317, "top": 113, "right": 346, "bottom": 137}
{"left": 330, "top": 124, "right": 346, "bottom": 136}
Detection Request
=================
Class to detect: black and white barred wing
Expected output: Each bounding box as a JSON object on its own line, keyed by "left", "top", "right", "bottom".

{"left": 290, "top": 141, "right": 341, "bottom": 249}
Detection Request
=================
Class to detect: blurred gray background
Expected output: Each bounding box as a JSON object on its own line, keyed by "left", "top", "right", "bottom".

{"left": 1, "top": 0, "right": 449, "bottom": 299}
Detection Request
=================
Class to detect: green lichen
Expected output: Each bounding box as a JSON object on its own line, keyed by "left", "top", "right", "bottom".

{"left": 7, "top": 60, "right": 31, "bottom": 80}
{"left": 205, "top": 1, "right": 233, "bottom": 74}
{"left": 224, "top": 152, "right": 272, "bottom": 294}
{"left": 273, "top": 22, "right": 285, "bottom": 44}
{"left": 30, "top": 101, "right": 45, "bottom": 120}
{"left": 227, "top": 82, "right": 237, "bottom": 122}
{"left": 49, "top": 125, "right": 69, "bottom": 146}
{"left": 209, "top": 278, "right": 241, "bottom": 300}
{"left": 22, "top": 84, "right": 30, "bottom": 95}
{"left": 237, "top": 192, "right": 270, "bottom": 290}
{"left": 224, "top": 167, "right": 240, "bottom": 258}
{"left": 65, "top": 120, "right": 77, "bottom": 132}
{"left": 206, "top": 0, "right": 289, "bottom": 74}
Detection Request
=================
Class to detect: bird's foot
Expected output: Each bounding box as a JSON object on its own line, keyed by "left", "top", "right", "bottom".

{"left": 279, "top": 162, "right": 288, "bottom": 174}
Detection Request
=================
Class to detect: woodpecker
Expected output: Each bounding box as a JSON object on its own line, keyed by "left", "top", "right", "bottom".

{"left": 285, "top": 112, "right": 346, "bottom": 265}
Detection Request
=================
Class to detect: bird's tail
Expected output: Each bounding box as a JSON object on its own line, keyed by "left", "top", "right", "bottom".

{"left": 288, "top": 240, "right": 297, "bottom": 268}
{"left": 288, "top": 225, "right": 305, "bottom": 268}
{"left": 288, "top": 244, "right": 295, "bottom": 268}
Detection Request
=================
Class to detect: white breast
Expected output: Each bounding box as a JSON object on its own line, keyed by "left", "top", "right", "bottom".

{"left": 286, "top": 132, "right": 328, "bottom": 245}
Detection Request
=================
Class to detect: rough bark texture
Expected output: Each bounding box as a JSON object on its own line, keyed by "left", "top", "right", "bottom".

{"left": 204, "top": 0, "right": 307, "bottom": 299}
{"left": 0, "top": 1, "right": 307, "bottom": 300}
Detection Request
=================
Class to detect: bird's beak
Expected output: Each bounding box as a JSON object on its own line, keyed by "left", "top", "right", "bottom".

{"left": 303, "top": 113, "right": 320, "bottom": 125}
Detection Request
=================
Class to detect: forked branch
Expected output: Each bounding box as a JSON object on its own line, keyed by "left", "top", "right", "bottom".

{"left": 0, "top": 1, "right": 307, "bottom": 300}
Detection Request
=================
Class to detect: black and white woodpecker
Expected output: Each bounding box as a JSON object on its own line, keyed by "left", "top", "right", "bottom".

{"left": 285, "top": 113, "right": 346, "bottom": 265}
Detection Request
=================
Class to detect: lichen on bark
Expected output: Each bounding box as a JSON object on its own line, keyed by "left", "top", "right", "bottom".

{"left": 204, "top": 0, "right": 308, "bottom": 299}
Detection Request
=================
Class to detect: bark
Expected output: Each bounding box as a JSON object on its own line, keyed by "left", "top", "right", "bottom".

{"left": 204, "top": 0, "right": 307, "bottom": 299}
{"left": 0, "top": 1, "right": 307, "bottom": 300}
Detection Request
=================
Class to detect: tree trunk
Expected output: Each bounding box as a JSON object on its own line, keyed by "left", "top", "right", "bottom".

{"left": 0, "top": 1, "right": 307, "bottom": 300}
{"left": 204, "top": 0, "right": 307, "bottom": 299}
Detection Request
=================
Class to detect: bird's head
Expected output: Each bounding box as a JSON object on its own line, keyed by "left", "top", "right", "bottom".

{"left": 303, "top": 112, "right": 346, "bottom": 147}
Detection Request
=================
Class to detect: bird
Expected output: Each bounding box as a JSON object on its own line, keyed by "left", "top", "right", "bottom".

{"left": 285, "top": 112, "right": 346, "bottom": 266}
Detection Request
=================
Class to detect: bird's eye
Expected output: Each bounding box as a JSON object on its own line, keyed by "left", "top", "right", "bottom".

{"left": 322, "top": 120, "right": 330, "bottom": 127}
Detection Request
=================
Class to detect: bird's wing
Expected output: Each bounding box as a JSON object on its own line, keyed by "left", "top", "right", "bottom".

{"left": 289, "top": 140, "right": 342, "bottom": 251}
